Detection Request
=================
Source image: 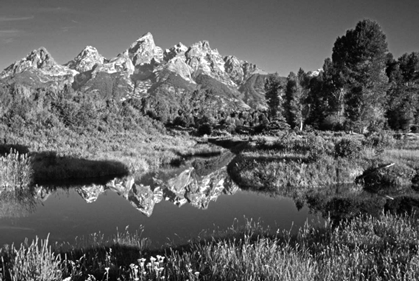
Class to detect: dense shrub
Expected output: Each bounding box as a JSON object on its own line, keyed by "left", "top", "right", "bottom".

{"left": 334, "top": 138, "right": 362, "bottom": 159}
{"left": 355, "top": 163, "right": 416, "bottom": 193}
{"left": 197, "top": 123, "right": 212, "bottom": 136}
{"left": 363, "top": 131, "right": 396, "bottom": 149}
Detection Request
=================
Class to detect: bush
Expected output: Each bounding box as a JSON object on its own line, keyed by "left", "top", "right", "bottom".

{"left": 355, "top": 163, "right": 416, "bottom": 193}
{"left": 197, "top": 123, "right": 212, "bottom": 136}
{"left": 364, "top": 131, "right": 396, "bottom": 149}
{"left": 334, "top": 138, "right": 362, "bottom": 159}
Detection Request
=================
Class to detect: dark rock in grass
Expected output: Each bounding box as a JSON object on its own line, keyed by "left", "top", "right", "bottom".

{"left": 356, "top": 163, "right": 415, "bottom": 194}
{"left": 384, "top": 195, "right": 419, "bottom": 216}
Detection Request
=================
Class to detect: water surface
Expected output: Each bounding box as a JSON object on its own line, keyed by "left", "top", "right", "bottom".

{"left": 0, "top": 153, "right": 322, "bottom": 248}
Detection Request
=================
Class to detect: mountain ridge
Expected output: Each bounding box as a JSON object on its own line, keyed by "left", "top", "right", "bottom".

{"left": 0, "top": 32, "right": 276, "bottom": 115}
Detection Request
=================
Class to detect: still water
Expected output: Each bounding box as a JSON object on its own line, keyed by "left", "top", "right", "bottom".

{"left": 0, "top": 152, "right": 322, "bottom": 248}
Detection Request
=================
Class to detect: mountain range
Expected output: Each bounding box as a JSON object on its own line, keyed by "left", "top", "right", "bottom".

{"left": 0, "top": 32, "right": 280, "bottom": 115}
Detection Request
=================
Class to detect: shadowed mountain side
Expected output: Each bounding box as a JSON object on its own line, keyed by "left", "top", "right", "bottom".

{"left": 237, "top": 74, "right": 273, "bottom": 110}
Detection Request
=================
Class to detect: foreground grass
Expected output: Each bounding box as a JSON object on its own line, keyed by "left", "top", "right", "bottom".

{"left": 0, "top": 213, "right": 417, "bottom": 280}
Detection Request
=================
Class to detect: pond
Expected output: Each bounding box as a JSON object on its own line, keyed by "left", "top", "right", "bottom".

{"left": 0, "top": 152, "right": 322, "bottom": 249}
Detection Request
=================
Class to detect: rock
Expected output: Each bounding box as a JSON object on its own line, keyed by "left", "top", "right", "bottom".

{"left": 164, "top": 56, "right": 195, "bottom": 83}
{"left": 224, "top": 55, "right": 263, "bottom": 85}
{"left": 125, "top": 32, "right": 163, "bottom": 66}
{"left": 0, "top": 32, "right": 277, "bottom": 110}
{"left": 96, "top": 52, "right": 134, "bottom": 75}
{"left": 65, "top": 46, "right": 106, "bottom": 72}
{"left": 164, "top": 42, "right": 188, "bottom": 61}
{"left": 1, "top": 47, "right": 77, "bottom": 78}
{"left": 185, "top": 41, "right": 236, "bottom": 87}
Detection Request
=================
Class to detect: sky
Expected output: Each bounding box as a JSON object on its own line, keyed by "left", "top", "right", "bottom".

{"left": 0, "top": 0, "right": 418, "bottom": 76}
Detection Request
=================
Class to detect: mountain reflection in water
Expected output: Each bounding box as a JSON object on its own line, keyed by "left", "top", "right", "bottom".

{"left": 77, "top": 152, "right": 238, "bottom": 216}
{"left": 0, "top": 151, "right": 324, "bottom": 247}
{"left": 0, "top": 152, "right": 238, "bottom": 218}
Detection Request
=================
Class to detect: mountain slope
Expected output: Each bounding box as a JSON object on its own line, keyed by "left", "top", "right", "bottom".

{"left": 0, "top": 32, "right": 283, "bottom": 115}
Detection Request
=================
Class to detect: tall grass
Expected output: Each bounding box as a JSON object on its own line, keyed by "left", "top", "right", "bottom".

{"left": 7, "top": 236, "right": 62, "bottom": 281}
{"left": 1, "top": 213, "right": 417, "bottom": 280}
{"left": 381, "top": 149, "right": 419, "bottom": 170}
{"left": 0, "top": 150, "right": 32, "bottom": 188}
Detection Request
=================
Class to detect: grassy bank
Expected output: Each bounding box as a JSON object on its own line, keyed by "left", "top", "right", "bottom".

{"left": 0, "top": 213, "right": 417, "bottom": 280}
{"left": 227, "top": 131, "right": 418, "bottom": 193}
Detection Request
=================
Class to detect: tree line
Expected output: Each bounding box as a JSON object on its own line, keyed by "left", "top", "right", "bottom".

{"left": 266, "top": 19, "right": 419, "bottom": 133}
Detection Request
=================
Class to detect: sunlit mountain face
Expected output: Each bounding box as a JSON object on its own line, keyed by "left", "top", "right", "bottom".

{"left": 0, "top": 32, "right": 274, "bottom": 118}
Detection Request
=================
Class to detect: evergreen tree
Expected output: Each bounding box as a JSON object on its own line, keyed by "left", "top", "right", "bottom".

{"left": 332, "top": 19, "right": 389, "bottom": 132}
{"left": 285, "top": 72, "right": 304, "bottom": 130}
{"left": 264, "top": 75, "right": 283, "bottom": 120}
{"left": 386, "top": 52, "right": 419, "bottom": 131}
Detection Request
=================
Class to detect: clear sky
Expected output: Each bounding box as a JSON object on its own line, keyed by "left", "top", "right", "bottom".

{"left": 0, "top": 0, "right": 418, "bottom": 76}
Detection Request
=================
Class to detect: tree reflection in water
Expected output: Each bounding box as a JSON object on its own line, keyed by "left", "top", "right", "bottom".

{"left": 0, "top": 186, "right": 40, "bottom": 218}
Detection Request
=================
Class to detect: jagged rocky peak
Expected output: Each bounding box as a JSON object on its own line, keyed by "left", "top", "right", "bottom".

{"left": 187, "top": 40, "right": 216, "bottom": 57}
{"left": 125, "top": 32, "right": 163, "bottom": 66}
{"left": 65, "top": 46, "right": 106, "bottom": 72}
{"left": 224, "top": 55, "right": 245, "bottom": 84}
{"left": 185, "top": 39, "right": 236, "bottom": 86}
{"left": 164, "top": 42, "right": 188, "bottom": 61}
{"left": 1, "top": 47, "right": 66, "bottom": 78}
{"left": 224, "top": 55, "right": 265, "bottom": 85}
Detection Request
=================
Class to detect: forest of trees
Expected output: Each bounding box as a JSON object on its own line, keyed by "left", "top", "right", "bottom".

{"left": 266, "top": 19, "right": 419, "bottom": 134}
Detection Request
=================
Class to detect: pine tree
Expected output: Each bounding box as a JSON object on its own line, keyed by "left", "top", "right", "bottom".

{"left": 332, "top": 19, "right": 389, "bottom": 132}
{"left": 386, "top": 52, "right": 419, "bottom": 131}
{"left": 285, "top": 72, "right": 304, "bottom": 130}
{"left": 265, "top": 75, "right": 284, "bottom": 120}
